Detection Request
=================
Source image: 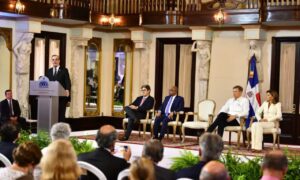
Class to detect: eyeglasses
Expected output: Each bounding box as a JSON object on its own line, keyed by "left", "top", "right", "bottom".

{"left": 141, "top": 89, "right": 147, "bottom": 92}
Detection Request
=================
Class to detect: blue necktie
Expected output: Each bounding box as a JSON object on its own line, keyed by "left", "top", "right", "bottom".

{"left": 165, "top": 96, "right": 173, "bottom": 115}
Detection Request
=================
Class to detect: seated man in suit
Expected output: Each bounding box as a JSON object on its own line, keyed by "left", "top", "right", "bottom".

{"left": 0, "top": 89, "right": 26, "bottom": 129}
{"left": 120, "top": 85, "right": 155, "bottom": 141}
{"left": 78, "top": 125, "right": 131, "bottom": 180}
{"left": 0, "top": 123, "right": 19, "bottom": 167}
{"left": 176, "top": 133, "right": 224, "bottom": 179}
{"left": 142, "top": 139, "right": 176, "bottom": 180}
{"left": 153, "top": 86, "right": 184, "bottom": 140}
{"left": 207, "top": 85, "right": 249, "bottom": 137}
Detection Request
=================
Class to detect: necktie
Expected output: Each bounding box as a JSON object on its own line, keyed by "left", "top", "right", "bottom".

{"left": 140, "top": 97, "right": 146, "bottom": 106}
{"left": 9, "top": 100, "right": 13, "bottom": 116}
{"left": 54, "top": 67, "right": 57, "bottom": 76}
{"left": 165, "top": 96, "right": 173, "bottom": 115}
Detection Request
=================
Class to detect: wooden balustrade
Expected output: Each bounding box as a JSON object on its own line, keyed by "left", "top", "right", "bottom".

{"left": 266, "top": 0, "right": 300, "bottom": 6}
{"left": 90, "top": 0, "right": 141, "bottom": 14}
{"left": 29, "top": 0, "right": 89, "bottom": 8}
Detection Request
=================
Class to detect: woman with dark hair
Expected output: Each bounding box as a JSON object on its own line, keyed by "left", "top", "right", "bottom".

{"left": 251, "top": 90, "right": 282, "bottom": 151}
{"left": 0, "top": 123, "right": 19, "bottom": 165}
{"left": 0, "top": 141, "right": 42, "bottom": 179}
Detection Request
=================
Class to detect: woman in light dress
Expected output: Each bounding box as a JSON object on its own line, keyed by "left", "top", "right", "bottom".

{"left": 251, "top": 90, "right": 282, "bottom": 151}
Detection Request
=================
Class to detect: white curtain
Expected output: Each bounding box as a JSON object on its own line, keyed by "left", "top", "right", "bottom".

{"left": 48, "top": 39, "right": 60, "bottom": 68}
{"left": 163, "top": 45, "right": 176, "bottom": 99}
{"left": 279, "top": 42, "right": 295, "bottom": 113}
{"left": 179, "top": 44, "right": 192, "bottom": 108}
{"left": 34, "top": 38, "right": 45, "bottom": 80}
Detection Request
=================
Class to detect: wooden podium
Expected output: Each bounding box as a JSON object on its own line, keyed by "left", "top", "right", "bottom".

{"left": 30, "top": 76, "right": 66, "bottom": 132}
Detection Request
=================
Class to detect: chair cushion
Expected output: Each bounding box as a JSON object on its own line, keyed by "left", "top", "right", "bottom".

{"left": 182, "top": 121, "right": 209, "bottom": 129}
{"left": 224, "top": 126, "right": 242, "bottom": 131}
{"left": 123, "top": 118, "right": 129, "bottom": 123}
{"left": 168, "top": 121, "right": 182, "bottom": 126}
{"left": 247, "top": 127, "right": 281, "bottom": 134}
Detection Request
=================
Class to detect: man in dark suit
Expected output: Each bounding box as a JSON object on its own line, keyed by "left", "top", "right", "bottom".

{"left": 78, "top": 125, "right": 131, "bottom": 180}
{"left": 153, "top": 86, "right": 184, "bottom": 140}
{"left": 46, "top": 55, "right": 71, "bottom": 122}
{"left": 176, "top": 133, "right": 224, "bottom": 179}
{"left": 0, "top": 123, "right": 19, "bottom": 167}
{"left": 0, "top": 89, "right": 27, "bottom": 129}
{"left": 120, "top": 84, "right": 155, "bottom": 141}
{"left": 142, "top": 139, "right": 176, "bottom": 180}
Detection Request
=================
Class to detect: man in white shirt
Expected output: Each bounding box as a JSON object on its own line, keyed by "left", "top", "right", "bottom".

{"left": 207, "top": 85, "right": 249, "bottom": 137}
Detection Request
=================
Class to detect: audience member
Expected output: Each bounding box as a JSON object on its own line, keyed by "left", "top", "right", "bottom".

{"left": 153, "top": 86, "right": 184, "bottom": 140}
{"left": 78, "top": 125, "right": 131, "bottom": 180}
{"left": 0, "top": 123, "right": 19, "bottom": 165}
{"left": 207, "top": 85, "right": 249, "bottom": 137}
{"left": 0, "top": 142, "right": 42, "bottom": 180}
{"left": 142, "top": 139, "right": 175, "bottom": 180}
{"left": 0, "top": 89, "right": 27, "bottom": 129}
{"left": 199, "top": 161, "right": 230, "bottom": 180}
{"left": 129, "top": 157, "right": 155, "bottom": 180}
{"left": 120, "top": 85, "right": 154, "bottom": 141}
{"left": 261, "top": 150, "right": 288, "bottom": 180}
{"left": 42, "top": 122, "right": 72, "bottom": 155}
{"left": 40, "top": 139, "right": 81, "bottom": 180}
{"left": 176, "top": 133, "right": 224, "bottom": 179}
{"left": 252, "top": 90, "right": 282, "bottom": 151}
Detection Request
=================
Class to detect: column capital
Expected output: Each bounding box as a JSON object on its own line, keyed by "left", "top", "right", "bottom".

{"left": 243, "top": 25, "right": 267, "bottom": 40}
{"left": 130, "top": 27, "right": 152, "bottom": 49}
{"left": 15, "top": 18, "right": 42, "bottom": 34}
{"left": 70, "top": 26, "right": 93, "bottom": 40}
{"left": 190, "top": 26, "right": 213, "bottom": 41}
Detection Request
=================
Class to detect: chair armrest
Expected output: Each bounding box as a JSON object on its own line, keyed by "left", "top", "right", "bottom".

{"left": 208, "top": 114, "right": 214, "bottom": 125}
{"left": 174, "top": 111, "right": 184, "bottom": 123}
{"left": 239, "top": 116, "right": 247, "bottom": 127}
{"left": 184, "top": 112, "right": 197, "bottom": 123}
{"left": 273, "top": 119, "right": 280, "bottom": 129}
{"left": 249, "top": 116, "right": 255, "bottom": 128}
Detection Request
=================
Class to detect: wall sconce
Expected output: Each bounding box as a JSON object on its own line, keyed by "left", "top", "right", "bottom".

{"left": 214, "top": 8, "right": 225, "bottom": 24}
{"left": 15, "top": 0, "right": 25, "bottom": 13}
{"left": 100, "top": 14, "right": 121, "bottom": 28}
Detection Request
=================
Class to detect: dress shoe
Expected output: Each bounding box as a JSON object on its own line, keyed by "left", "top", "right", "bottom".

{"left": 119, "top": 136, "right": 129, "bottom": 141}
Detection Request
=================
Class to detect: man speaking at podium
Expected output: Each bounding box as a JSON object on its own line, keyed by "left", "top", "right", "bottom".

{"left": 46, "top": 55, "right": 71, "bottom": 122}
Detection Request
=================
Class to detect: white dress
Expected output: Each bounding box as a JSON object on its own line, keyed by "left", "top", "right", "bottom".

{"left": 251, "top": 101, "right": 282, "bottom": 150}
{"left": 0, "top": 167, "right": 25, "bottom": 180}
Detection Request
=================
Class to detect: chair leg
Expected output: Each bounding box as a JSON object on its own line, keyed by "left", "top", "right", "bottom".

{"left": 273, "top": 133, "right": 277, "bottom": 150}
{"left": 277, "top": 134, "right": 280, "bottom": 149}
{"left": 138, "top": 124, "right": 141, "bottom": 137}
{"left": 242, "top": 131, "right": 246, "bottom": 147}
{"left": 247, "top": 131, "right": 251, "bottom": 150}
{"left": 181, "top": 127, "right": 185, "bottom": 143}
{"left": 143, "top": 123, "right": 147, "bottom": 139}
{"left": 122, "top": 121, "right": 126, "bottom": 132}
{"left": 229, "top": 131, "right": 232, "bottom": 145}
{"left": 173, "top": 125, "right": 177, "bottom": 142}
{"left": 237, "top": 131, "right": 241, "bottom": 149}
{"left": 150, "top": 123, "right": 154, "bottom": 137}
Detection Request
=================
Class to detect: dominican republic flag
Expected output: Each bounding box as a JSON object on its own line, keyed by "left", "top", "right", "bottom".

{"left": 245, "top": 55, "right": 261, "bottom": 128}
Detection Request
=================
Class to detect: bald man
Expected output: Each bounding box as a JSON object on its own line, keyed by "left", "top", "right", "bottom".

{"left": 200, "top": 161, "right": 230, "bottom": 180}
{"left": 78, "top": 125, "right": 131, "bottom": 180}
{"left": 261, "top": 150, "right": 288, "bottom": 180}
{"left": 153, "top": 86, "right": 184, "bottom": 140}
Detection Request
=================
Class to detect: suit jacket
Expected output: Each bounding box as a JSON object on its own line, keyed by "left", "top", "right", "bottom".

{"left": 159, "top": 95, "right": 184, "bottom": 115}
{"left": 46, "top": 67, "right": 71, "bottom": 91}
{"left": 0, "top": 99, "right": 21, "bottom": 123}
{"left": 0, "top": 142, "right": 18, "bottom": 167}
{"left": 155, "top": 164, "right": 176, "bottom": 180}
{"left": 130, "top": 96, "right": 155, "bottom": 117}
{"left": 176, "top": 161, "right": 207, "bottom": 180}
{"left": 78, "top": 148, "right": 130, "bottom": 180}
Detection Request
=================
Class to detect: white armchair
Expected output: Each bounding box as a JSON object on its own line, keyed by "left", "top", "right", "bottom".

{"left": 0, "top": 153, "right": 12, "bottom": 167}
{"left": 77, "top": 161, "right": 107, "bottom": 180}
{"left": 246, "top": 117, "right": 281, "bottom": 150}
{"left": 181, "top": 100, "right": 216, "bottom": 143}
{"left": 224, "top": 117, "right": 247, "bottom": 149}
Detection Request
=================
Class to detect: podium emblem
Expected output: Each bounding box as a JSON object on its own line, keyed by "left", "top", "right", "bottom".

{"left": 38, "top": 76, "right": 49, "bottom": 88}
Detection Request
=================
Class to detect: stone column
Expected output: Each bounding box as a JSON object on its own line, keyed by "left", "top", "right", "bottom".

{"left": 13, "top": 19, "right": 42, "bottom": 118}
{"left": 68, "top": 27, "right": 93, "bottom": 118}
{"left": 190, "top": 26, "right": 213, "bottom": 109}
{"left": 130, "top": 28, "right": 152, "bottom": 97}
{"left": 243, "top": 25, "right": 266, "bottom": 82}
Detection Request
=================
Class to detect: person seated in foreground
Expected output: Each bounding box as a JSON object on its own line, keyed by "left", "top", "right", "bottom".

{"left": 0, "top": 142, "right": 42, "bottom": 180}
{"left": 120, "top": 85, "right": 155, "bottom": 141}
{"left": 251, "top": 90, "right": 282, "bottom": 152}
{"left": 142, "top": 139, "right": 176, "bottom": 180}
{"left": 261, "top": 150, "right": 288, "bottom": 180}
{"left": 207, "top": 85, "right": 249, "bottom": 137}
{"left": 41, "top": 122, "right": 72, "bottom": 155}
{"left": 199, "top": 161, "right": 230, "bottom": 180}
{"left": 0, "top": 123, "right": 19, "bottom": 166}
{"left": 176, "top": 133, "right": 224, "bottom": 179}
{"left": 153, "top": 86, "right": 184, "bottom": 140}
{"left": 129, "top": 157, "right": 155, "bottom": 180}
{"left": 40, "top": 139, "right": 81, "bottom": 180}
{"left": 0, "top": 89, "right": 27, "bottom": 130}
{"left": 78, "top": 125, "right": 131, "bottom": 180}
